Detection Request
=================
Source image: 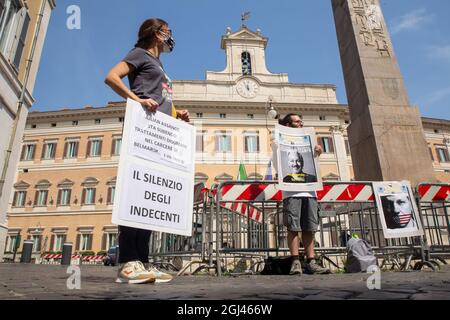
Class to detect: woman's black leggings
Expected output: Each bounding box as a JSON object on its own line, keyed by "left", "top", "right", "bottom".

{"left": 118, "top": 225, "right": 152, "bottom": 264}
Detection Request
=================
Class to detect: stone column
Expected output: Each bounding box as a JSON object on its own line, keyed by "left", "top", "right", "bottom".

{"left": 332, "top": 0, "right": 435, "bottom": 185}
{"left": 330, "top": 125, "right": 351, "bottom": 181}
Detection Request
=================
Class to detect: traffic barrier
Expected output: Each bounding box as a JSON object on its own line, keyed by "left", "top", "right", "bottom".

{"left": 417, "top": 183, "right": 450, "bottom": 269}
{"left": 212, "top": 181, "right": 429, "bottom": 276}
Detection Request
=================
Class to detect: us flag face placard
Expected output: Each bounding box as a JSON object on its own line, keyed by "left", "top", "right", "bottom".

{"left": 373, "top": 181, "right": 424, "bottom": 239}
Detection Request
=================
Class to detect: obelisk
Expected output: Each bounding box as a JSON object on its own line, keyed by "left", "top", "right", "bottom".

{"left": 331, "top": 0, "right": 436, "bottom": 185}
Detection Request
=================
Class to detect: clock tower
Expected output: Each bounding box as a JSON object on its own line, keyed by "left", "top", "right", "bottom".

{"left": 205, "top": 26, "right": 291, "bottom": 97}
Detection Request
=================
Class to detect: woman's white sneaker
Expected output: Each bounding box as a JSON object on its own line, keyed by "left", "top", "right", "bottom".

{"left": 116, "top": 261, "right": 156, "bottom": 284}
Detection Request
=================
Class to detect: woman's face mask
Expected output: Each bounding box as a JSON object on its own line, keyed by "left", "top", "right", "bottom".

{"left": 159, "top": 29, "right": 175, "bottom": 53}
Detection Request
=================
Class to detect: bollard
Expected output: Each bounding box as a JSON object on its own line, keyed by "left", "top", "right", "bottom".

{"left": 20, "top": 240, "right": 34, "bottom": 263}
{"left": 61, "top": 242, "right": 73, "bottom": 266}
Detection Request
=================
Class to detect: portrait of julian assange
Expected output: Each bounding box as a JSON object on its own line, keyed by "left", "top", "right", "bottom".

{"left": 380, "top": 193, "right": 418, "bottom": 230}
{"left": 281, "top": 146, "right": 318, "bottom": 184}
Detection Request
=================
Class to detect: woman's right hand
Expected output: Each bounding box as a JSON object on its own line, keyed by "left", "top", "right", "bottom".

{"left": 138, "top": 98, "right": 159, "bottom": 112}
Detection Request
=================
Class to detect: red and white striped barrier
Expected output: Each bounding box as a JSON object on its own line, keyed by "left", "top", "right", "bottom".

{"left": 212, "top": 182, "right": 378, "bottom": 222}
{"left": 418, "top": 184, "right": 450, "bottom": 202}
{"left": 43, "top": 254, "right": 105, "bottom": 261}
{"left": 214, "top": 183, "right": 282, "bottom": 223}
{"left": 317, "top": 183, "right": 374, "bottom": 202}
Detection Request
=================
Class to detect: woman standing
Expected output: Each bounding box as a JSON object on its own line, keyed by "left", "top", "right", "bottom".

{"left": 105, "top": 18, "right": 190, "bottom": 284}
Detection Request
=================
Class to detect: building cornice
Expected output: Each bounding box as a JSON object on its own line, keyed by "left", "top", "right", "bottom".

{"left": 26, "top": 103, "right": 450, "bottom": 131}
{"left": 28, "top": 105, "right": 125, "bottom": 122}
{"left": 173, "top": 79, "right": 337, "bottom": 90}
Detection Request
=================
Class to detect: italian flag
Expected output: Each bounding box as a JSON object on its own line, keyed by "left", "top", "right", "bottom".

{"left": 237, "top": 162, "right": 248, "bottom": 181}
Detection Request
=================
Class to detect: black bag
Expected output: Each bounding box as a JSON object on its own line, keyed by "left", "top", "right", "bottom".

{"left": 260, "top": 256, "right": 293, "bottom": 275}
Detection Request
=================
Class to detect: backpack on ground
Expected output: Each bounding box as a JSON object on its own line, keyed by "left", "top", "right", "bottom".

{"left": 345, "top": 237, "right": 377, "bottom": 273}
{"left": 260, "top": 256, "right": 293, "bottom": 275}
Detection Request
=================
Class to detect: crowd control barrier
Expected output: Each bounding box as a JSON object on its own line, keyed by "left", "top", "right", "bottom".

{"left": 417, "top": 183, "right": 450, "bottom": 270}
{"left": 212, "top": 181, "right": 430, "bottom": 276}
{"left": 148, "top": 181, "right": 449, "bottom": 276}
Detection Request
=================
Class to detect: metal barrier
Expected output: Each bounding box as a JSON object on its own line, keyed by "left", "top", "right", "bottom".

{"left": 147, "top": 180, "right": 448, "bottom": 276}
{"left": 417, "top": 183, "right": 450, "bottom": 269}
{"left": 213, "top": 181, "right": 429, "bottom": 276}
{"left": 148, "top": 183, "right": 217, "bottom": 275}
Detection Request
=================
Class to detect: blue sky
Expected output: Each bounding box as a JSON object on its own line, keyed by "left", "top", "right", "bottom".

{"left": 33, "top": 0, "right": 450, "bottom": 120}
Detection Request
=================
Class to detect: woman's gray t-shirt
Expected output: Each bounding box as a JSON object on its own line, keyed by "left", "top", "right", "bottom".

{"left": 123, "top": 47, "right": 173, "bottom": 116}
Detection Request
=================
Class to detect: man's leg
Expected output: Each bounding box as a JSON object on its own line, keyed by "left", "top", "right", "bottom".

{"left": 301, "top": 198, "right": 331, "bottom": 274}
{"left": 288, "top": 230, "right": 300, "bottom": 256}
{"left": 302, "top": 231, "right": 315, "bottom": 259}
{"left": 284, "top": 197, "right": 303, "bottom": 275}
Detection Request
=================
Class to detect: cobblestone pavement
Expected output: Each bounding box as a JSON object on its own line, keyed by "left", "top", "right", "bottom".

{"left": 0, "top": 263, "right": 449, "bottom": 300}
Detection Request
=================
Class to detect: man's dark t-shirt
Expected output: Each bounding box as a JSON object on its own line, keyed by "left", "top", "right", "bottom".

{"left": 123, "top": 47, "right": 174, "bottom": 116}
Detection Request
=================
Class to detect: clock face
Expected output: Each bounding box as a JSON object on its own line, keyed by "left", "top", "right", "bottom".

{"left": 236, "top": 78, "right": 259, "bottom": 99}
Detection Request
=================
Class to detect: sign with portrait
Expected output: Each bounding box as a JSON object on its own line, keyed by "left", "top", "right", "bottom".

{"left": 112, "top": 99, "right": 196, "bottom": 236}
{"left": 373, "top": 181, "right": 424, "bottom": 239}
{"left": 273, "top": 125, "right": 322, "bottom": 192}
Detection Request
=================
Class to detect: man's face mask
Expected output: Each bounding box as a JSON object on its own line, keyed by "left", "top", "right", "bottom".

{"left": 159, "top": 30, "right": 175, "bottom": 53}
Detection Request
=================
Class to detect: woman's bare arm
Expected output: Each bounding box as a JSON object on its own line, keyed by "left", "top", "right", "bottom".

{"left": 104, "top": 61, "right": 159, "bottom": 111}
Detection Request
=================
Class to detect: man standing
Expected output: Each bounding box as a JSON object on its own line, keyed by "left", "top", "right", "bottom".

{"left": 278, "top": 114, "right": 331, "bottom": 275}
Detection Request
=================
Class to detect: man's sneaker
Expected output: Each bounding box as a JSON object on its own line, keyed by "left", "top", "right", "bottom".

{"left": 116, "top": 261, "right": 156, "bottom": 284}
{"left": 146, "top": 265, "right": 174, "bottom": 283}
{"left": 304, "top": 260, "right": 331, "bottom": 275}
{"left": 289, "top": 259, "right": 303, "bottom": 275}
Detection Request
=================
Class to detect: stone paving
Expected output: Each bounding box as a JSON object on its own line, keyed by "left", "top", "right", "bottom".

{"left": 0, "top": 263, "right": 449, "bottom": 300}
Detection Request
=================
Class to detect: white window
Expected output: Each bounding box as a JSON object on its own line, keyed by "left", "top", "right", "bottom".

{"left": 437, "top": 147, "right": 450, "bottom": 163}
{"left": 0, "top": 0, "right": 30, "bottom": 69}
{"left": 107, "top": 186, "right": 115, "bottom": 204}
{"left": 219, "top": 113, "right": 226, "bottom": 119}
{"left": 318, "top": 137, "right": 335, "bottom": 154}
{"left": 247, "top": 114, "right": 254, "bottom": 119}
{"left": 42, "top": 142, "right": 56, "bottom": 159}
{"left": 196, "top": 113, "right": 203, "bottom": 118}
{"left": 35, "top": 190, "right": 48, "bottom": 207}
{"left": 65, "top": 141, "right": 78, "bottom": 158}
{"left": 345, "top": 139, "right": 351, "bottom": 156}
{"left": 244, "top": 133, "right": 259, "bottom": 153}
{"left": 21, "top": 144, "right": 35, "bottom": 161}
{"left": 196, "top": 131, "right": 205, "bottom": 153}
{"left": 31, "top": 235, "right": 41, "bottom": 252}
{"left": 107, "top": 233, "right": 117, "bottom": 250}
{"left": 83, "top": 188, "right": 96, "bottom": 205}
{"left": 13, "top": 190, "right": 26, "bottom": 207}
{"left": 80, "top": 234, "right": 92, "bottom": 251}
{"left": 6, "top": 235, "right": 19, "bottom": 252}
{"left": 58, "top": 189, "right": 71, "bottom": 206}
{"left": 88, "top": 139, "right": 102, "bottom": 157}
{"left": 216, "top": 131, "right": 231, "bottom": 152}
{"left": 53, "top": 235, "right": 66, "bottom": 252}
{"left": 112, "top": 138, "right": 122, "bottom": 156}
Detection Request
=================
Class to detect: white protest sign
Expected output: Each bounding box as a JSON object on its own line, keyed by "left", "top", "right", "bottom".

{"left": 112, "top": 99, "right": 195, "bottom": 236}
{"left": 273, "top": 125, "right": 322, "bottom": 192}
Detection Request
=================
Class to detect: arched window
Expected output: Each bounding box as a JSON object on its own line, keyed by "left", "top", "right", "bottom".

{"left": 241, "top": 51, "right": 252, "bottom": 75}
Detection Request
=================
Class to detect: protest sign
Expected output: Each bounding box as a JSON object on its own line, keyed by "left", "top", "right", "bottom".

{"left": 273, "top": 125, "right": 322, "bottom": 192}
{"left": 373, "top": 181, "right": 424, "bottom": 239}
{"left": 112, "top": 99, "right": 195, "bottom": 236}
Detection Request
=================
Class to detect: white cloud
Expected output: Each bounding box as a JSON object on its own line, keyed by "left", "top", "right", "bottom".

{"left": 391, "top": 8, "right": 434, "bottom": 35}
